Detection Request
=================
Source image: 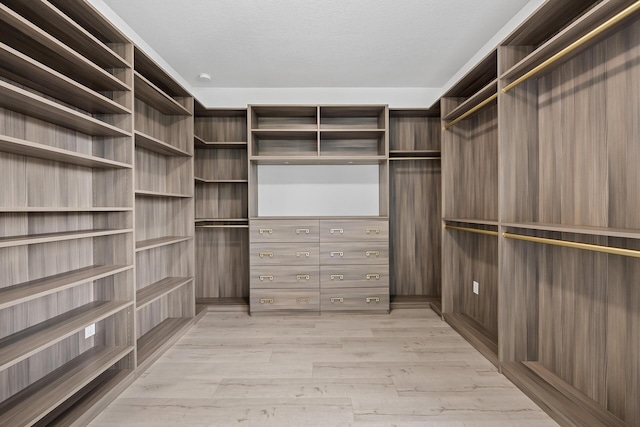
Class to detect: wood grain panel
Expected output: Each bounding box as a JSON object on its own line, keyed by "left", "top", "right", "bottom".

{"left": 389, "top": 159, "right": 441, "bottom": 296}
{"left": 134, "top": 198, "right": 192, "bottom": 242}
{"left": 194, "top": 115, "right": 247, "bottom": 142}
{"left": 134, "top": 99, "right": 191, "bottom": 155}
{"left": 195, "top": 228, "right": 249, "bottom": 299}
{"left": 389, "top": 115, "right": 440, "bottom": 151}
{"left": 195, "top": 183, "right": 247, "bottom": 220}
{"left": 194, "top": 148, "right": 247, "bottom": 181}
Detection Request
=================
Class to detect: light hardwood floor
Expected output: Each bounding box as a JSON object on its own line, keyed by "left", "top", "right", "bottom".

{"left": 90, "top": 309, "right": 557, "bottom": 426}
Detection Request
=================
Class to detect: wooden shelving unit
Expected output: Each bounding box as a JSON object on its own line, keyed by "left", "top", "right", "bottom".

{"left": 133, "top": 47, "right": 195, "bottom": 373}
{"left": 388, "top": 108, "right": 441, "bottom": 310}
{"left": 194, "top": 107, "right": 250, "bottom": 306}
{"left": 0, "top": 1, "right": 135, "bottom": 424}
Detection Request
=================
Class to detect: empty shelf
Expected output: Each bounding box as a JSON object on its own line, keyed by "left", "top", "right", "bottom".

{"left": 136, "top": 318, "right": 193, "bottom": 369}
{"left": 0, "top": 228, "right": 132, "bottom": 249}
{"left": 136, "top": 277, "right": 193, "bottom": 309}
{"left": 134, "top": 71, "right": 191, "bottom": 116}
{"left": 135, "top": 190, "right": 192, "bottom": 198}
{"left": 135, "top": 236, "right": 192, "bottom": 252}
{"left": 135, "top": 131, "right": 191, "bottom": 157}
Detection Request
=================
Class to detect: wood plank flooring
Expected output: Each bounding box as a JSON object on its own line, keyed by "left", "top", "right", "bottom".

{"left": 90, "top": 309, "right": 556, "bottom": 426}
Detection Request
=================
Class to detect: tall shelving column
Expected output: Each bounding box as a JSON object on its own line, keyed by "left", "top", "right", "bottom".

{"left": 0, "top": 0, "right": 136, "bottom": 425}
{"left": 132, "top": 47, "right": 195, "bottom": 373}
{"left": 388, "top": 107, "right": 442, "bottom": 313}
{"left": 498, "top": 1, "right": 640, "bottom": 425}
{"left": 194, "top": 105, "right": 249, "bottom": 309}
{"left": 440, "top": 49, "right": 500, "bottom": 367}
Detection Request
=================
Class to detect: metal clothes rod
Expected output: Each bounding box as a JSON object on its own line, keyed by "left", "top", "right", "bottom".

{"left": 443, "top": 93, "right": 498, "bottom": 130}
{"left": 444, "top": 224, "right": 498, "bottom": 237}
{"left": 503, "top": 1, "right": 640, "bottom": 93}
{"left": 389, "top": 157, "right": 441, "bottom": 161}
{"left": 503, "top": 232, "right": 640, "bottom": 258}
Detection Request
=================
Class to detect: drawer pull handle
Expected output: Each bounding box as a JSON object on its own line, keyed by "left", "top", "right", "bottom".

{"left": 260, "top": 298, "right": 274, "bottom": 304}
{"left": 259, "top": 252, "right": 274, "bottom": 258}
{"left": 296, "top": 297, "right": 310, "bottom": 304}
{"left": 330, "top": 228, "right": 344, "bottom": 234}
{"left": 259, "top": 228, "right": 273, "bottom": 234}
{"left": 366, "top": 274, "right": 380, "bottom": 280}
{"left": 259, "top": 275, "right": 274, "bottom": 281}
{"left": 330, "top": 297, "right": 344, "bottom": 303}
{"left": 366, "top": 251, "right": 380, "bottom": 257}
{"left": 295, "top": 228, "right": 310, "bottom": 234}
{"left": 330, "top": 274, "right": 344, "bottom": 280}
{"left": 296, "top": 274, "right": 310, "bottom": 280}
{"left": 296, "top": 251, "right": 310, "bottom": 257}
{"left": 366, "top": 297, "right": 380, "bottom": 303}
{"left": 330, "top": 251, "right": 344, "bottom": 257}
{"left": 366, "top": 228, "right": 380, "bottom": 234}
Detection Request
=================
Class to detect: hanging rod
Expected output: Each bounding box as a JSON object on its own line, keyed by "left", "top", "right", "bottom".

{"left": 443, "top": 93, "right": 498, "bottom": 130}
{"left": 503, "top": 1, "right": 640, "bottom": 93}
{"left": 444, "top": 224, "right": 498, "bottom": 237}
{"left": 389, "top": 157, "right": 441, "bottom": 161}
{"left": 503, "top": 232, "right": 640, "bottom": 258}
{"left": 196, "top": 225, "right": 249, "bottom": 229}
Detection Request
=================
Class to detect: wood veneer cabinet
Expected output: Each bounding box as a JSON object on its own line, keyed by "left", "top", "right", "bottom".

{"left": 0, "top": 0, "right": 136, "bottom": 424}
{"left": 247, "top": 105, "right": 390, "bottom": 314}
{"left": 389, "top": 108, "right": 441, "bottom": 312}
{"left": 133, "top": 47, "right": 195, "bottom": 373}
{"left": 194, "top": 107, "right": 249, "bottom": 305}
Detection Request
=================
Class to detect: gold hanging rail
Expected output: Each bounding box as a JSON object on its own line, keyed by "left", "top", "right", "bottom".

{"left": 503, "top": 232, "right": 640, "bottom": 258}
{"left": 503, "top": 1, "right": 640, "bottom": 93}
{"left": 443, "top": 93, "right": 498, "bottom": 130}
{"left": 444, "top": 224, "right": 498, "bottom": 237}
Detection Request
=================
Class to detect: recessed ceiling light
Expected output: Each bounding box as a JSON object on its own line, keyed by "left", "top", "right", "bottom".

{"left": 197, "top": 73, "right": 212, "bottom": 82}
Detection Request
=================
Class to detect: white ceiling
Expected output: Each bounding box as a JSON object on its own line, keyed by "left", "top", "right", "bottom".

{"left": 100, "top": 0, "right": 533, "bottom": 91}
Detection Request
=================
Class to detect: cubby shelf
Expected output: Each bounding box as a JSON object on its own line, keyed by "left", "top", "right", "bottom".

{"left": 134, "top": 71, "right": 191, "bottom": 116}
{"left": 136, "top": 318, "right": 193, "bottom": 369}
{"left": 0, "top": 264, "right": 132, "bottom": 310}
{"left": 195, "top": 177, "right": 248, "bottom": 183}
{"left": 194, "top": 135, "right": 247, "bottom": 149}
{"left": 0, "top": 42, "right": 130, "bottom": 115}
{"left": 136, "top": 277, "right": 193, "bottom": 310}
{"left": 135, "top": 190, "right": 192, "bottom": 198}
{"left": 0, "top": 346, "right": 134, "bottom": 427}
{"left": 0, "top": 228, "right": 132, "bottom": 249}
{"left": 0, "top": 300, "right": 133, "bottom": 371}
{"left": 135, "top": 235, "right": 193, "bottom": 252}
{"left": 0, "top": 80, "right": 131, "bottom": 138}
{"left": 135, "top": 131, "right": 191, "bottom": 157}
{"left": 0, "top": 4, "right": 129, "bottom": 92}
{"left": 0, "top": 134, "right": 132, "bottom": 169}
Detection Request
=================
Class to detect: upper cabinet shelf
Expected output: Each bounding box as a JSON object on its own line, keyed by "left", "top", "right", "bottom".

{"left": 443, "top": 79, "right": 497, "bottom": 129}
{"left": 251, "top": 105, "right": 318, "bottom": 130}
{"left": 134, "top": 71, "right": 191, "bottom": 116}
{"left": 320, "top": 106, "right": 386, "bottom": 130}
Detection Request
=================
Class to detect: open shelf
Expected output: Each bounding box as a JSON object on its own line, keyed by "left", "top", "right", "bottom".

{"left": 502, "top": 362, "right": 627, "bottom": 427}
{"left": 0, "top": 4, "right": 129, "bottom": 92}
{"left": 443, "top": 218, "right": 499, "bottom": 227}
{"left": 0, "top": 207, "right": 133, "bottom": 213}
{"left": 389, "top": 150, "right": 440, "bottom": 158}
{"left": 0, "top": 228, "right": 132, "bottom": 249}
{"left": 0, "top": 264, "right": 131, "bottom": 310}
{"left": 135, "top": 235, "right": 192, "bottom": 252}
{"left": 249, "top": 155, "right": 386, "bottom": 165}
{"left": 320, "top": 105, "right": 386, "bottom": 129}
{"left": 136, "top": 277, "right": 193, "bottom": 310}
{"left": 135, "top": 190, "right": 192, "bottom": 198}
{"left": 134, "top": 71, "right": 191, "bottom": 116}
{"left": 194, "top": 135, "right": 247, "bottom": 149}
{"left": 136, "top": 317, "right": 192, "bottom": 370}
{"left": 3, "top": 0, "right": 128, "bottom": 69}
{"left": 0, "top": 42, "right": 129, "bottom": 115}
{"left": 134, "top": 131, "right": 191, "bottom": 157}
{"left": 444, "top": 312, "right": 498, "bottom": 367}
{"left": 0, "top": 300, "right": 132, "bottom": 371}
{"left": 0, "top": 80, "right": 131, "bottom": 137}
{"left": 195, "top": 177, "right": 248, "bottom": 183}
{"left": 443, "top": 79, "right": 498, "bottom": 124}
{"left": 195, "top": 218, "right": 249, "bottom": 222}
{"left": 0, "top": 135, "right": 132, "bottom": 169}
{"left": 501, "top": 222, "right": 640, "bottom": 240}
{"left": 0, "top": 346, "right": 133, "bottom": 427}
{"left": 134, "top": 47, "right": 190, "bottom": 99}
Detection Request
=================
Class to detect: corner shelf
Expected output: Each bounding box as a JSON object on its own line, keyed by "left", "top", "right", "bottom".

{"left": 0, "top": 346, "right": 133, "bottom": 427}
{"left": 135, "top": 236, "right": 193, "bottom": 252}
{"left": 0, "top": 300, "right": 132, "bottom": 371}
{"left": 136, "top": 277, "right": 193, "bottom": 310}
{"left": 134, "top": 71, "right": 191, "bottom": 116}
{"left": 0, "top": 135, "right": 132, "bottom": 169}
{"left": 135, "top": 131, "right": 191, "bottom": 157}
{"left": 135, "top": 190, "right": 192, "bottom": 198}
{"left": 0, "top": 228, "right": 132, "bottom": 249}
{"left": 0, "top": 264, "right": 132, "bottom": 310}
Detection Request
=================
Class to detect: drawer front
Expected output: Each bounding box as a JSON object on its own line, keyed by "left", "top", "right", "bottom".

{"left": 320, "top": 220, "right": 388, "bottom": 242}
{"left": 320, "top": 242, "right": 389, "bottom": 265}
{"left": 321, "top": 287, "right": 389, "bottom": 312}
{"left": 250, "top": 266, "right": 319, "bottom": 290}
{"left": 251, "top": 289, "right": 319, "bottom": 313}
{"left": 250, "top": 243, "right": 319, "bottom": 266}
{"left": 250, "top": 220, "right": 320, "bottom": 243}
{"left": 320, "top": 265, "right": 389, "bottom": 289}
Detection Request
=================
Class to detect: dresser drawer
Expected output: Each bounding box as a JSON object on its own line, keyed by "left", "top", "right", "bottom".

{"left": 320, "top": 265, "right": 389, "bottom": 289}
{"left": 250, "top": 243, "right": 319, "bottom": 266}
{"left": 320, "top": 287, "right": 389, "bottom": 312}
{"left": 320, "top": 242, "right": 388, "bottom": 265}
{"left": 251, "top": 289, "right": 319, "bottom": 313}
{"left": 319, "top": 220, "right": 388, "bottom": 241}
{"left": 250, "top": 220, "right": 320, "bottom": 243}
{"left": 250, "top": 266, "right": 319, "bottom": 290}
